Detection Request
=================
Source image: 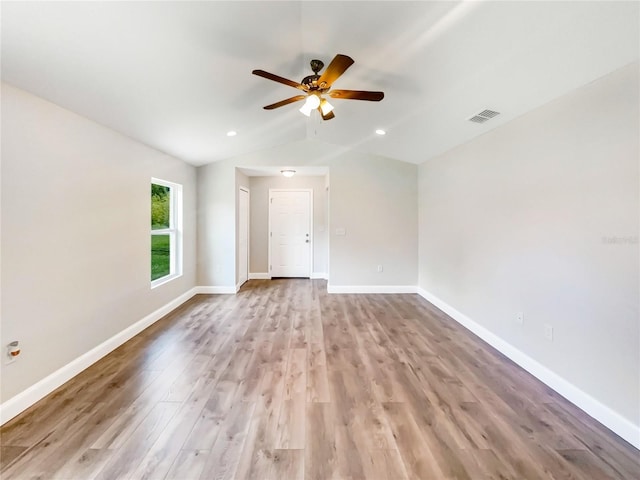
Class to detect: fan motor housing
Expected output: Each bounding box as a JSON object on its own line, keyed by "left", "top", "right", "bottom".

{"left": 301, "top": 74, "right": 321, "bottom": 90}
{"left": 301, "top": 59, "right": 330, "bottom": 92}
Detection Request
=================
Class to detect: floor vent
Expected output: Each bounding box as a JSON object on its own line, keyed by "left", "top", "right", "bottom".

{"left": 468, "top": 109, "right": 500, "bottom": 123}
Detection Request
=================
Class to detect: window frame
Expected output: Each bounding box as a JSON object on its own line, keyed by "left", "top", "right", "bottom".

{"left": 151, "top": 178, "right": 183, "bottom": 288}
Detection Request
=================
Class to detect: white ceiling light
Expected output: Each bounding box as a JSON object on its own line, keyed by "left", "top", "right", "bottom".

{"left": 281, "top": 169, "right": 296, "bottom": 177}
{"left": 375, "top": 129, "right": 386, "bottom": 135}
{"left": 299, "top": 103, "right": 313, "bottom": 117}
{"left": 299, "top": 94, "right": 321, "bottom": 117}
{"left": 227, "top": 130, "right": 237, "bottom": 137}
{"left": 320, "top": 98, "right": 334, "bottom": 116}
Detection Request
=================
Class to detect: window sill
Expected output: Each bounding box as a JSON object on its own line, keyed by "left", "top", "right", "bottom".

{"left": 151, "top": 273, "right": 182, "bottom": 289}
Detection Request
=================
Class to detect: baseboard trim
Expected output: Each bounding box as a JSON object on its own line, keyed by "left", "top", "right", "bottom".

{"left": 416, "top": 287, "right": 640, "bottom": 450}
{"left": 311, "top": 272, "right": 328, "bottom": 280}
{"left": 249, "top": 272, "right": 271, "bottom": 280}
{"left": 327, "top": 284, "right": 417, "bottom": 294}
{"left": 195, "top": 286, "right": 237, "bottom": 294}
{"left": 0, "top": 287, "right": 199, "bottom": 426}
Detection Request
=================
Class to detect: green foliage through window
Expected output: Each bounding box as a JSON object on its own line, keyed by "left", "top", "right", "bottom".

{"left": 151, "top": 234, "right": 171, "bottom": 281}
{"left": 151, "top": 184, "right": 170, "bottom": 230}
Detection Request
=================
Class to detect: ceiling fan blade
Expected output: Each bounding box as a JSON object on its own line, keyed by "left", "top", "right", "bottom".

{"left": 252, "top": 69, "right": 308, "bottom": 91}
{"left": 263, "top": 95, "right": 307, "bottom": 110}
{"left": 328, "top": 89, "right": 384, "bottom": 101}
{"left": 317, "top": 54, "right": 354, "bottom": 88}
{"left": 318, "top": 107, "right": 335, "bottom": 121}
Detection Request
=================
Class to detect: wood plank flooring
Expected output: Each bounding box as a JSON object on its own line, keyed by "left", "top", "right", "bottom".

{"left": 1, "top": 279, "right": 638, "bottom": 479}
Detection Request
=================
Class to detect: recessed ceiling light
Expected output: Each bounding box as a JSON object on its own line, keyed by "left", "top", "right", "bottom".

{"left": 227, "top": 131, "right": 237, "bottom": 137}
{"left": 375, "top": 129, "right": 386, "bottom": 135}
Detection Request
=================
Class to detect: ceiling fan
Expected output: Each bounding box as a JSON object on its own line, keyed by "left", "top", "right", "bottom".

{"left": 252, "top": 54, "right": 384, "bottom": 120}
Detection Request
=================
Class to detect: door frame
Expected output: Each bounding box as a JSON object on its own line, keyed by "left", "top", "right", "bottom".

{"left": 268, "top": 188, "right": 313, "bottom": 278}
{"left": 238, "top": 186, "right": 250, "bottom": 288}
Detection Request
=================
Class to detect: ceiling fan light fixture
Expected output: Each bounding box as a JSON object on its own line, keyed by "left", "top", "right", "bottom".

{"left": 299, "top": 103, "right": 313, "bottom": 117}
{"left": 299, "top": 94, "right": 321, "bottom": 116}
{"left": 254, "top": 54, "right": 384, "bottom": 121}
{"left": 306, "top": 94, "right": 321, "bottom": 109}
{"left": 320, "top": 98, "right": 334, "bottom": 115}
{"left": 281, "top": 169, "right": 296, "bottom": 178}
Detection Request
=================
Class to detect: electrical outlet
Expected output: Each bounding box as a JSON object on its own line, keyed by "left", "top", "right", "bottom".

{"left": 544, "top": 324, "right": 554, "bottom": 341}
{"left": 515, "top": 312, "right": 524, "bottom": 324}
{"left": 377, "top": 265, "right": 383, "bottom": 273}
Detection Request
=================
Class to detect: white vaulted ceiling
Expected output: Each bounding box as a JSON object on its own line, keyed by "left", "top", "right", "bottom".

{"left": 2, "top": 1, "right": 638, "bottom": 166}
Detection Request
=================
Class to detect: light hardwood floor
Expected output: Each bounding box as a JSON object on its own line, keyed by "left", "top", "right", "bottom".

{"left": 1, "top": 279, "right": 638, "bottom": 479}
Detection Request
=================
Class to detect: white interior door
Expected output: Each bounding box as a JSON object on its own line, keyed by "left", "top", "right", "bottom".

{"left": 270, "top": 190, "right": 312, "bottom": 278}
{"left": 238, "top": 187, "right": 249, "bottom": 286}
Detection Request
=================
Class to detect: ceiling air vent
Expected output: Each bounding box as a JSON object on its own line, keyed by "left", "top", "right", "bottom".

{"left": 468, "top": 109, "right": 500, "bottom": 124}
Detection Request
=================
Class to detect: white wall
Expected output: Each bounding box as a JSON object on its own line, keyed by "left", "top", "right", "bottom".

{"left": 418, "top": 63, "right": 639, "bottom": 430}
{"left": 0, "top": 84, "right": 197, "bottom": 403}
{"left": 248, "top": 175, "right": 328, "bottom": 276}
{"left": 197, "top": 161, "right": 236, "bottom": 287}
{"left": 235, "top": 169, "right": 250, "bottom": 286}
{"left": 197, "top": 140, "right": 418, "bottom": 289}
{"left": 329, "top": 153, "right": 418, "bottom": 287}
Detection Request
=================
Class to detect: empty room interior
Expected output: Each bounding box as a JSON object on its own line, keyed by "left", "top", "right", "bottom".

{"left": 1, "top": 1, "right": 639, "bottom": 479}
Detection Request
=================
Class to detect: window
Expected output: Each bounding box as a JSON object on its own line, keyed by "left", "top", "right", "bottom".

{"left": 151, "top": 178, "right": 182, "bottom": 287}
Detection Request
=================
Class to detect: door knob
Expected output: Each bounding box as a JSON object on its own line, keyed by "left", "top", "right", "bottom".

{"left": 305, "top": 239, "right": 310, "bottom": 243}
